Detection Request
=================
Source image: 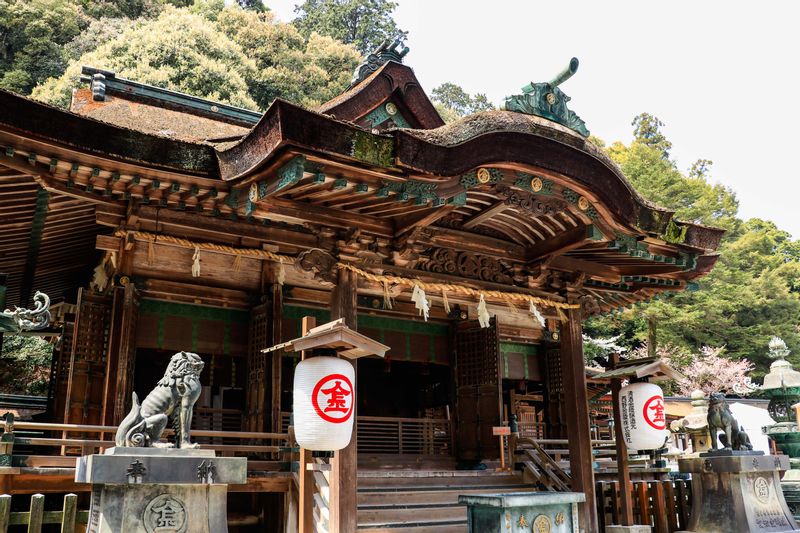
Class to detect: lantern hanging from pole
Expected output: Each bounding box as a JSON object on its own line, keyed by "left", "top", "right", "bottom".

{"left": 618, "top": 381, "right": 667, "bottom": 451}
{"left": 293, "top": 356, "right": 356, "bottom": 451}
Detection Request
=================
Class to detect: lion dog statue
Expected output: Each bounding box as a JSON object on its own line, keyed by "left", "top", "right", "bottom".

{"left": 115, "top": 351, "right": 205, "bottom": 448}
{"left": 707, "top": 392, "right": 753, "bottom": 451}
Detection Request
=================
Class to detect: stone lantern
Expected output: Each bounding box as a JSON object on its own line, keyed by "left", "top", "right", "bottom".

{"left": 669, "top": 389, "right": 712, "bottom": 456}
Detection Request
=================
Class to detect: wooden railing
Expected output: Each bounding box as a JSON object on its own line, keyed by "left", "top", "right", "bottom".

{"left": 596, "top": 479, "right": 692, "bottom": 533}
{"left": 0, "top": 493, "right": 86, "bottom": 532}
{"left": 0, "top": 414, "right": 293, "bottom": 493}
{"left": 282, "top": 412, "right": 454, "bottom": 456}
{"left": 513, "top": 437, "right": 571, "bottom": 491}
{"left": 357, "top": 416, "right": 453, "bottom": 455}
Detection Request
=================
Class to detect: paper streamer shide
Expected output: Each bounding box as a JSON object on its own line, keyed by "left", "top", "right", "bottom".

{"left": 293, "top": 356, "right": 356, "bottom": 451}
{"left": 618, "top": 382, "right": 668, "bottom": 451}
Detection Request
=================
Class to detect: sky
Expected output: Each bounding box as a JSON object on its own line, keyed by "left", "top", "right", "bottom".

{"left": 267, "top": 1, "right": 800, "bottom": 237}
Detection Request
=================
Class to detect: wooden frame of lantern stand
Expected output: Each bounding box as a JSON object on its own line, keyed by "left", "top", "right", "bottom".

{"left": 263, "top": 318, "right": 390, "bottom": 533}
{"left": 593, "top": 355, "right": 684, "bottom": 529}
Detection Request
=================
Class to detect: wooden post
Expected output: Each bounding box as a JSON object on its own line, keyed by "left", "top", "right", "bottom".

{"left": 329, "top": 267, "right": 358, "bottom": 533}
{"left": 610, "top": 354, "right": 634, "bottom": 526}
{"left": 298, "top": 316, "right": 316, "bottom": 533}
{"left": 270, "top": 281, "right": 283, "bottom": 433}
{"left": 560, "top": 305, "right": 598, "bottom": 531}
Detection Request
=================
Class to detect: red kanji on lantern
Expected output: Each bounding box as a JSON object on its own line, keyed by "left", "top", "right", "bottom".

{"left": 312, "top": 373, "right": 354, "bottom": 424}
{"left": 643, "top": 395, "right": 666, "bottom": 430}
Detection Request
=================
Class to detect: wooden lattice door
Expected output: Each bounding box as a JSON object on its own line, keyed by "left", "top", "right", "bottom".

{"left": 544, "top": 346, "right": 566, "bottom": 439}
{"left": 453, "top": 317, "right": 502, "bottom": 462}
{"left": 63, "top": 289, "right": 113, "bottom": 425}
{"left": 246, "top": 302, "right": 270, "bottom": 432}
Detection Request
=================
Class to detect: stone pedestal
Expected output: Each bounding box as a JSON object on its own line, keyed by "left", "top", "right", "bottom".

{"left": 458, "top": 492, "right": 585, "bottom": 533}
{"left": 679, "top": 451, "right": 800, "bottom": 532}
{"left": 75, "top": 447, "right": 247, "bottom": 533}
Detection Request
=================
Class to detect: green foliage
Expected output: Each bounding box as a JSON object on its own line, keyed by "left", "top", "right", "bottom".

{"left": 292, "top": 0, "right": 407, "bottom": 55}
{"left": 216, "top": 7, "right": 359, "bottom": 109}
{"left": 0, "top": 335, "right": 53, "bottom": 395}
{"left": 607, "top": 121, "right": 739, "bottom": 232}
{"left": 30, "top": 4, "right": 359, "bottom": 110}
{"left": 0, "top": 0, "right": 91, "bottom": 94}
{"left": 33, "top": 7, "right": 258, "bottom": 109}
{"left": 431, "top": 82, "right": 494, "bottom": 123}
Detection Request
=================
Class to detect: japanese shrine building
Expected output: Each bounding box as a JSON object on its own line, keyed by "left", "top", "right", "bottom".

{"left": 0, "top": 50, "right": 723, "bottom": 532}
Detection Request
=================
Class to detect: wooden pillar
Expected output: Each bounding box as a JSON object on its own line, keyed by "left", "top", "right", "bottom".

{"left": 101, "top": 283, "right": 139, "bottom": 427}
{"left": 0, "top": 273, "right": 6, "bottom": 355}
{"left": 560, "top": 305, "right": 598, "bottom": 531}
{"left": 270, "top": 282, "right": 284, "bottom": 433}
{"left": 298, "top": 316, "right": 315, "bottom": 533}
{"left": 329, "top": 267, "right": 358, "bottom": 533}
{"left": 610, "top": 355, "right": 634, "bottom": 526}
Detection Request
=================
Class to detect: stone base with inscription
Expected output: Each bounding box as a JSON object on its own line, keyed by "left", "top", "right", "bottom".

{"left": 75, "top": 447, "right": 247, "bottom": 533}
{"left": 678, "top": 451, "right": 800, "bottom": 532}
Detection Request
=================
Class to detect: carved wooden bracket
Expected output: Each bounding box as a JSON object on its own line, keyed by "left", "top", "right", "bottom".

{"left": 495, "top": 183, "right": 566, "bottom": 216}
{"left": 297, "top": 249, "right": 338, "bottom": 284}
{"left": 418, "top": 248, "right": 514, "bottom": 284}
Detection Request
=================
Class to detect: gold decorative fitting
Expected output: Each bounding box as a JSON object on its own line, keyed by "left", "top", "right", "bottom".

{"left": 578, "top": 196, "right": 590, "bottom": 211}
{"left": 517, "top": 514, "right": 529, "bottom": 527}
{"left": 119, "top": 276, "right": 130, "bottom": 286}
{"left": 210, "top": 105, "right": 219, "bottom": 113}
{"left": 249, "top": 183, "right": 259, "bottom": 202}
{"left": 385, "top": 102, "right": 398, "bottom": 116}
{"left": 530, "top": 177, "right": 543, "bottom": 192}
{"left": 532, "top": 514, "right": 552, "bottom": 533}
{"left": 545, "top": 93, "right": 557, "bottom": 105}
{"left": 551, "top": 331, "right": 560, "bottom": 341}
{"left": 555, "top": 511, "right": 565, "bottom": 525}
{"left": 476, "top": 168, "right": 491, "bottom": 183}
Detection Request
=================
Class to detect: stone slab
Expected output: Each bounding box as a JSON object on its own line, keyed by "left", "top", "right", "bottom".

{"left": 104, "top": 447, "right": 215, "bottom": 458}
{"left": 680, "top": 453, "right": 789, "bottom": 474}
{"left": 459, "top": 492, "right": 583, "bottom": 533}
{"left": 678, "top": 455, "right": 800, "bottom": 532}
{"left": 76, "top": 453, "right": 246, "bottom": 485}
{"left": 85, "top": 483, "right": 228, "bottom": 533}
{"left": 606, "top": 526, "right": 652, "bottom": 533}
{"left": 700, "top": 450, "right": 765, "bottom": 457}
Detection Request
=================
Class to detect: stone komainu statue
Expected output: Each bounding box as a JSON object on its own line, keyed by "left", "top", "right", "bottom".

{"left": 115, "top": 351, "right": 205, "bottom": 448}
{"left": 707, "top": 392, "right": 753, "bottom": 451}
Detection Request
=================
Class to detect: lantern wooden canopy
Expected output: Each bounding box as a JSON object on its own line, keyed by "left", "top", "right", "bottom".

{"left": 262, "top": 318, "right": 390, "bottom": 359}
{"left": 593, "top": 356, "right": 685, "bottom": 383}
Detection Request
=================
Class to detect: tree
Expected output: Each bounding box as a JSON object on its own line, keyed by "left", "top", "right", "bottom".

{"left": 33, "top": 5, "right": 360, "bottom": 111}
{"left": 214, "top": 7, "right": 360, "bottom": 109}
{"left": 0, "top": 335, "right": 53, "bottom": 395}
{"left": 631, "top": 112, "right": 672, "bottom": 159}
{"left": 0, "top": 0, "right": 92, "bottom": 94}
{"left": 431, "top": 82, "right": 494, "bottom": 123}
{"left": 33, "top": 7, "right": 258, "bottom": 109}
{"left": 292, "top": 0, "right": 407, "bottom": 55}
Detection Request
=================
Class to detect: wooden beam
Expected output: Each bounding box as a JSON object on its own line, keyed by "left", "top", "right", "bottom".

{"left": 526, "top": 224, "right": 601, "bottom": 263}
{"left": 329, "top": 267, "right": 358, "bottom": 533}
{"left": 394, "top": 204, "right": 455, "bottom": 236}
{"left": 461, "top": 200, "right": 508, "bottom": 230}
{"left": 559, "top": 305, "right": 597, "bottom": 531}
{"left": 423, "top": 226, "right": 526, "bottom": 259}
{"left": 253, "top": 198, "right": 393, "bottom": 237}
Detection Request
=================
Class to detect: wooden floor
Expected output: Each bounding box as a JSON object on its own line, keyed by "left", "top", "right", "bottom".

{"left": 356, "top": 468, "right": 536, "bottom": 532}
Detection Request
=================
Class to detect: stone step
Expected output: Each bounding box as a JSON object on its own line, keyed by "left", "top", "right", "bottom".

{"left": 358, "top": 485, "right": 538, "bottom": 507}
{"left": 358, "top": 524, "right": 466, "bottom": 533}
{"left": 358, "top": 472, "right": 526, "bottom": 490}
{"left": 357, "top": 504, "right": 467, "bottom": 529}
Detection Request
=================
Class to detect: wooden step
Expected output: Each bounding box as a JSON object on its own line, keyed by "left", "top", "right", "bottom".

{"left": 357, "top": 504, "right": 467, "bottom": 528}
{"left": 359, "top": 485, "right": 538, "bottom": 507}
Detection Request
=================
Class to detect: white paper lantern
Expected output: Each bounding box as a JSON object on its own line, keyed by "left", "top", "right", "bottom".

{"left": 618, "top": 382, "right": 668, "bottom": 451}
{"left": 293, "top": 356, "right": 356, "bottom": 451}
